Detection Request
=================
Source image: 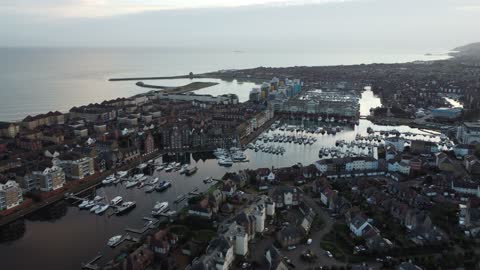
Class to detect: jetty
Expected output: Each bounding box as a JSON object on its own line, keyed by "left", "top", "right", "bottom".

{"left": 125, "top": 217, "right": 160, "bottom": 234}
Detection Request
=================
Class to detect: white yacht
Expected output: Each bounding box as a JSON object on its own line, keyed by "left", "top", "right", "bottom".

{"left": 110, "top": 196, "right": 123, "bottom": 206}
{"left": 107, "top": 235, "right": 122, "bottom": 247}
{"left": 218, "top": 157, "right": 233, "bottom": 166}
{"left": 125, "top": 180, "right": 138, "bottom": 188}
{"left": 95, "top": 203, "right": 110, "bottom": 215}
{"left": 151, "top": 201, "right": 169, "bottom": 216}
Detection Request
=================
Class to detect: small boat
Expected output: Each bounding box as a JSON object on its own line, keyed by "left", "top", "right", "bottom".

{"left": 114, "top": 201, "right": 136, "bottom": 215}
{"left": 110, "top": 196, "right": 123, "bottom": 206}
{"left": 155, "top": 180, "right": 172, "bottom": 192}
{"left": 102, "top": 175, "right": 116, "bottom": 185}
{"left": 95, "top": 203, "right": 110, "bottom": 215}
{"left": 125, "top": 180, "right": 139, "bottom": 188}
{"left": 84, "top": 201, "right": 95, "bottom": 209}
{"left": 108, "top": 235, "right": 122, "bottom": 247}
{"left": 145, "top": 185, "right": 155, "bottom": 193}
{"left": 78, "top": 200, "right": 89, "bottom": 209}
{"left": 117, "top": 171, "right": 128, "bottom": 178}
{"left": 156, "top": 165, "right": 165, "bottom": 171}
{"left": 179, "top": 164, "right": 189, "bottom": 174}
{"left": 93, "top": 195, "right": 104, "bottom": 202}
{"left": 218, "top": 157, "right": 233, "bottom": 167}
{"left": 164, "top": 165, "right": 174, "bottom": 172}
{"left": 203, "top": 177, "right": 213, "bottom": 184}
{"left": 185, "top": 166, "right": 198, "bottom": 176}
{"left": 152, "top": 201, "right": 169, "bottom": 216}
{"left": 90, "top": 204, "right": 100, "bottom": 213}
{"left": 149, "top": 177, "right": 159, "bottom": 185}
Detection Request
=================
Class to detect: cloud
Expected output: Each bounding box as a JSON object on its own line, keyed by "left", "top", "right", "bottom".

{"left": 0, "top": 0, "right": 353, "bottom": 18}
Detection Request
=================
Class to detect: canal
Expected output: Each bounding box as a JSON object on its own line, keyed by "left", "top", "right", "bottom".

{"left": 0, "top": 88, "right": 440, "bottom": 269}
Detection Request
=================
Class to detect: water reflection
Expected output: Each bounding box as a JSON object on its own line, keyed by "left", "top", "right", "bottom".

{"left": 27, "top": 201, "right": 68, "bottom": 222}
{"left": 0, "top": 220, "right": 26, "bottom": 244}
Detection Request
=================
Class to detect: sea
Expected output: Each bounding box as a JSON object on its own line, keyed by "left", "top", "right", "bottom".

{"left": 0, "top": 47, "right": 449, "bottom": 269}
{"left": 0, "top": 47, "right": 450, "bottom": 122}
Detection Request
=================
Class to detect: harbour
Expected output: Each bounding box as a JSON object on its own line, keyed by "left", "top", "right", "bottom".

{"left": 0, "top": 89, "right": 450, "bottom": 269}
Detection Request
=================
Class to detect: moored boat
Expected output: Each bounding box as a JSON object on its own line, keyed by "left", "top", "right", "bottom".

{"left": 107, "top": 235, "right": 122, "bottom": 247}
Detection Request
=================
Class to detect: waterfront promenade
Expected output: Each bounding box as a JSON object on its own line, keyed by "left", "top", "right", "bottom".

{"left": 0, "top": 150, "right": 161, "bottom": 227}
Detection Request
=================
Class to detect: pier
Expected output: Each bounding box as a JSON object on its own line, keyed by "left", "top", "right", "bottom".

{"left": 125, "top": 217, "right": 160, "bottom": 234}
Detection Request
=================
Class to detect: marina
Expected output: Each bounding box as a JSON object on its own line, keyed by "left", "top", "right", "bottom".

{"left": 0, "top": 88, "right": 454, "bottom": 269}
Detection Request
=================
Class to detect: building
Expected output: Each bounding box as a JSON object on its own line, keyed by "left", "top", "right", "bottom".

{"left": 54, "top": 153, "right": 95, "bottom": 180}
{"left": 454, "top": 144, "right": 476, "bottom": 158}
{"left": 265, "top": 246, "right": 288, "bottom": 270}
{"left": 187, "top": 237, "right": 234, "bottom": 270}
{"left": 143, "top": 132, "right": 155, "bottom": 154}
{"left": 0, "top": 122, "right": 20, "bottom": 138}
{"left": 21, "top": 111, "right": 64, "bottom": 130}
{"left": 385, "top": 137, "right": 405, "bottom": 152}
{"left": 0, "top": 180, "right": 23, "bottom": 210}
{"left": 410, "top": 140, "right": 438, "bottom": 154}
{"left": 431, "top": 107, "right": 462, "bottom": 119}
{"left": 451, "top": 180, "right": 480, "bottom": 198}
{"left": 387, "top": 160, "right": 411, "bottom": 175}
{"left": 157, "top": 92, "right": 239, "bottom": 105}
{"left": 269, "top": 90, "right": 360, "bottom": 120}
{"left": 349, "top": 214, "right": 374, "bottom": 237}
{"left": 31, "top": 166, "right": 66, "bottom": 192}
{"left": 314, "top": 156, "right": 379, "bottom": 175}
{"left": 464, "top": 155, "right": 480, "bottom": 175}
{"left": 271, "top": 186, "right": 302, "bottom": 208}
{"left": 457, "top": 122, "right": 480, "bottom": 144}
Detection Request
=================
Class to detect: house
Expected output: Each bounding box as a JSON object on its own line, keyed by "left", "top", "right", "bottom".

{"left": 405, "top": 210, "right": 432, "bottom": 230}
{"left": 256, "top": 168, "right": 271, "bottom": 181}
{"left": 276, "top": 225, "right": 304, "bottom": 248}
{"left": 451, "top": 180, "right": 480, "bottom": 197}
{"left": 188, "top": 197, "right": 213, "bottom": 219}
{"left": 454, "top": 144, "right": 476, "bottom": 158}
{"left": 121, "top": 246, "right": 154, "bottom": 270}
{"left": 229, "top": 170, "right": 248, "bottom": 188}
{"left": 301, "top": 164, "right": 317, "bottom": 180}
{"left": 265, "top": 245, "right": 289, "bottom": 270}
{"left": 148, "top": 229, "right": 179, "bottom": 255}
{"left": 349, "top": 214, "right": 373, "bottom": 237}
{"left": 388, "top": 160, "right": 411, "bottom": 175}
{"left": 409, "top": 158, "right": 423, "bottom": 172}
{"left": 221, "top": 180, "right": 237, "bottom": 197}
{"left": 457, "top": 121, "right": 480, "bottom": 144}
{"left": 365, "top": 234, "right": 393, "bottom": 251}
{"left": 187, "top": 237, "right": 234, "bottom": 270}
{"left": 385, "top": 136, "right": 405, "bottom": 152}
{"left": 271, "top": 186, "right": 302, "bottom": 208}
{"left": 411, "top": 140, "right": 438, "bottom": 154}
{"left": 0, "top": 122, "right": 20, "bottom": 138}
{"left": 464, "top": 155, "right": 480, "bottom": 175}
{"left": 0, "top": 180, "right": 23, "bottom": 211}
{"left": 435, "top": 152, "right": 455, "bottom": 172}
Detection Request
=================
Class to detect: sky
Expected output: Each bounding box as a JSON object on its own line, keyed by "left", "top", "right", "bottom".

{"left": 1, "top": 0, "right": 479, "bottom": 50}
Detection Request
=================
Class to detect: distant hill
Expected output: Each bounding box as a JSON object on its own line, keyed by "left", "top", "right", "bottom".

{"left": 451, "top": 42, "right": 480, "bottom": 58}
